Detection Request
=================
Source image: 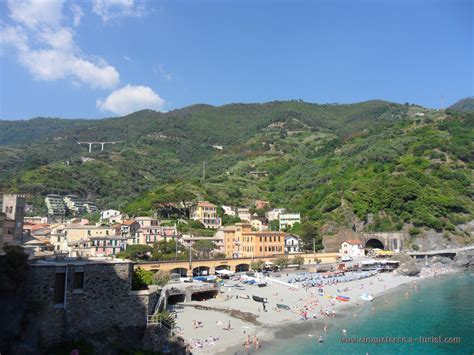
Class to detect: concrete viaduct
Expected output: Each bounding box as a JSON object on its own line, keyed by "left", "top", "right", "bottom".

{"left": 136, "top": 253, "right": 339, "bottom": 277}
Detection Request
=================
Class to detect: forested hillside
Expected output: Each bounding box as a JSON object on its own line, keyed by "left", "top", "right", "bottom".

{"left": 0, "top": 100, "right": 472, "bottom": 242}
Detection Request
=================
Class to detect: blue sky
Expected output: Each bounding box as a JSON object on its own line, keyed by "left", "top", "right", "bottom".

{"left": 0, "top": 0, "right": 472, "bottom": 120}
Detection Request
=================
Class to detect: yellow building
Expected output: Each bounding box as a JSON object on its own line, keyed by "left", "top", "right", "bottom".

{"left": 222, "top": 223, "right": 284, "bottom": 258}
{"left": 190, "top": 201, "right": 221, "bottom": 229}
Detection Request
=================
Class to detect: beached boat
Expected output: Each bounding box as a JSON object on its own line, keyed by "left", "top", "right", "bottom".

{"left": 336, "top": 295, "right": 350, "bottom": 302}
{"left": 257, "top": 282, "right": 267, "bottom": 287}
{"left": 360, "top": 293, "right": 374, "bottom": 301}
{"left": 252, "top": 295, "right": 267, "bottom": 303}
{"left": 276, "top": 303, "right": 291, "bottom": 310}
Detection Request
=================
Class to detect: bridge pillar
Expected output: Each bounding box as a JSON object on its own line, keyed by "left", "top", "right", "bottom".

{"left": 88, "top": 143, "right": 93, "bottom": 153}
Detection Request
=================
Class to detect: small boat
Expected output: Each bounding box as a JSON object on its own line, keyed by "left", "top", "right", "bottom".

{"left": 252, "top": 295, "right": 267, "bottom": 303}
{"left": 360, "top": 293, "right": 374, "bottom": 302}
{"left": 237, "top": 295, "right": 250, "bottom": 299}
{"left": 234, "top": 286, "right": 245, "bottom": 290}
{"left": 276, "top": 303, "right": 291, "bottom": 310}
{"left": 257, "top": 282, "right": 267, "bottom": 287}
{"left": 318, "top": 335, "right": 324, "bottom": 343}
{"left": 336, "top": 295, "right": 350, "bottom": 302}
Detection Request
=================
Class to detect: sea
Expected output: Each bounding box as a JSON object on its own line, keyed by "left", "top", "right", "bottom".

{"left": 259, "top": 272, "right": 474, "bottom": 355}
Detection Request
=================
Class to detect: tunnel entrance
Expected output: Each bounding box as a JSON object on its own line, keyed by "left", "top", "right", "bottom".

{"left": 167, "top": 294, "right": 186, "bottom": 305}
{"left": 191, "top": 290, "right": 218, "bottom": 301}
{"left": 365, "top": 238, "right": 384, "bottom": 250}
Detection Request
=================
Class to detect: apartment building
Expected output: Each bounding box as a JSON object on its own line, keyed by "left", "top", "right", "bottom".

{"left": 63, "top": 195, "right": 86, "bottom": 215}
{"left": 236, "top": 208, "right": 251, "bottom": 222}
{"left": 279, "top": 213, "right": 301, "bottom": 230}
{"left": 266, "top": 208, "right": 286, "bottom": 221}
{"left": 222, "top": 223, "right": 285, "bottom": 258}
{"left": 45, "top": 194, "right": 66, "bottom": 220}
{"left": 190, "top": 201, "right": 221, "bottom": 229}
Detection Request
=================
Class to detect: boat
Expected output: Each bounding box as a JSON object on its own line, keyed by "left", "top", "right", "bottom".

{"left": 276, "top": 303, "right": 291, "bottom": 310}
{"left": 257, "top": 282, "right": 267, "bottom": 287}
{"left": 336, "top": 295, "right": 350, "bottom": 302}
{"left": 234, "top": 286, "right": 246, "bottom": 290}
{"left": 360, "top": 293, "right": 374, "bottom": 301}
{"left": 252, "top": 295, "right": 267, "bottom": 303}
{"left": 318, "top": 335, "right": 324, "bottom": 343}
{"left": 237, "top": 295, "right": 250, "bottom": 299}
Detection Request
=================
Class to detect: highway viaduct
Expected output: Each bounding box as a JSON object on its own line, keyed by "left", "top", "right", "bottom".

{"left": 136, "top": 253, "right": 339, "bottom": 277}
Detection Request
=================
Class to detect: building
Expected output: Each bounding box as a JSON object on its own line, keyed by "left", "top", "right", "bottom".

{"left": 236, "top": 208, "right": 251, "bottom": 222}
{"left": 63, "top": 195, "right": 86, "bottom": 215}
{"left": 0, "top": 212, "right": 5, "bottom": 255}
{"left": 285, "top": 234, "right": 300, "bottom": 254}
{"left": 116, "top": 220, "right": 140, "bottom": 244}
{"left": 279, "top": 213, "right": 301, "bottom": 230}
{"left": 266, "top": 208, "right": 286, "bottom": 221}
{"left": 2, "top": 194, "right": 26, "bottom": 243}
{"left": 339, "top": 240, "right": 365, "bottom": 259}
{"left": 255, "top": 200, "right": 269, "bottom": 209}
{"left": 1, "top": 215, "right": 15, "bottom": 248}
{"left": 190, "top": 201, "right": 221, "bottom": 229}
{"left": 179, "top": 234, "right": 225, "bottom": 254}
{"left": 100, "top": 209, "right": 122, "bottom": 222}
{"left": 91, "top": 235, "right": 128, "bottom": 256}
{"left": 45, "top": 194, "right": 66, "bottom": 220}
{"left": 24, "top": 216, "right": 49, "bottom": 224}
{"left": 83, "top": 201, "right": 98, "bottom": 213}
{"left": 135, "top": 216, "right": 159, "bottom": 228}
{"left": 222, "top": 223, "right": 285, "bottom": 258}
{"left": 28, "top": 258, "right": 158, "bottom": 347}
{"left": 221, "top": 205, "right": 236, "bottom": 217}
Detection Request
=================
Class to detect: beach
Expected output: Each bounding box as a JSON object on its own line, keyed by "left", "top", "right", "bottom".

{"left": 170, "top": 266, "right": 455, "bottom": 354}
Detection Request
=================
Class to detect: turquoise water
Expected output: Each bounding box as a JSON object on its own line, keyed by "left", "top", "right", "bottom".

{"left": 260, "top": 273, "right": 474, "bottom": 355}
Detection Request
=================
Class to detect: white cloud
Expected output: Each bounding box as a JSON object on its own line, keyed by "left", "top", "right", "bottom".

{"left": 97, "top": 85, "right": 165, "bottom": 115}
{"left": 92, "top": 0, "right": 145, "bottom": 22}
{"left": 71, "top": 4, "right": 84, "bottom": 27}
{"left": 1, "top": 0, "right": 120, "bottom": 89}
{"left": 7, "top": 0, "right": 65, "bottom": 30}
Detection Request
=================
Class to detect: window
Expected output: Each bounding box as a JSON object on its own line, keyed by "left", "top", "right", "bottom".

{"left": 73, "top": 272, "right": 84, "bottom": 290}
{"left": 54, "top": 272, "right": 66, "bottom": 305}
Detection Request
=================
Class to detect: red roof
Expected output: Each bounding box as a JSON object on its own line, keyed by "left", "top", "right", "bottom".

{"left": 197, "top": 201, "right": 216, "bottom": 208}
{"left": 122, "top": 220, "right": 136, "bottom": 225}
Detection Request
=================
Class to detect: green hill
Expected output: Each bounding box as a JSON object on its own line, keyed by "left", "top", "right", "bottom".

{"left": 0, "top": 100, "right": 472, "bottom": 240}
{"left": 448, "top": 97, "right": 474, "bottom": 113}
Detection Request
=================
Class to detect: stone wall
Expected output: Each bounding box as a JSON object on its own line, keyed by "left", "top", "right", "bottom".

{"left": 28, "top": 260, "right": 157, "bottom": 346}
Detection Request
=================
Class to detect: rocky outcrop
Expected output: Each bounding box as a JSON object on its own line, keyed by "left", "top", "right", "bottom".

{"left": 397, "top": 261, "right": 422, "bottom": 276}
{"left": 453, "top": 250, "right": 474, "bottom": 269}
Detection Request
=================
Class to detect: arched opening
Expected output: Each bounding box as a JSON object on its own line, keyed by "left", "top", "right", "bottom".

{"left": 193, "top": 266, "right": 210, "bottom": 276}
{"left": 168, "top": 294, "right": 186, "bottom": 305}
{"left": 235, "top": 263, "right": 250, "bottom": 272}
{"left": 170, "top": 267, "right": 188, "bottom": 277}
{"left": 191, "top": 290, "right": 218, "bottom": 301}
{"left": 215, "top": 265, "right": 230, "bottom": 271}
{"left": 365, "top": 239, "right": 384, "bottom": 250}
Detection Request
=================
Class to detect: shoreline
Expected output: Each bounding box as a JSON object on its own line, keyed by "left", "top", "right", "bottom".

{"left": 173, "top": 267, "right": 457, "bottom": 354}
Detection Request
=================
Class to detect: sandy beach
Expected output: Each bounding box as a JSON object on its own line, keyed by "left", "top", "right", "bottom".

{"left": 172, "top": 267, "right": 454, "bottom": 354}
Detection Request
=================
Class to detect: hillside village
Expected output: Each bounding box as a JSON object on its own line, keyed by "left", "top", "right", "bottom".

{"left": 1, "top": 193, "right": 306, "bottom": 263}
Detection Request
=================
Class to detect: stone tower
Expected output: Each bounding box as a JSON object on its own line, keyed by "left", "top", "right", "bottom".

{"left": 2, "top": 194, "right": 26, "bottom": 243}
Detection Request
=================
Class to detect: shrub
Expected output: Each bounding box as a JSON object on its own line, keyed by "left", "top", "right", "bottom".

{"left": 132, "top": 267, "right": 154, "bottom": 290}
{"left": 409, "top": 227, "right": 420, "bottom": 237}
{"left": 274, "top": 256, "right": 289, "bottom": 269}
{"left": 250, "top": 260, "right": 265, "bottom": 271}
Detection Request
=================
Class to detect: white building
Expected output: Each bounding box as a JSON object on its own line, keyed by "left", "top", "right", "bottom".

{"left": 100, "top": 209, "right": 121, "bottom": 221}
{"left": 339, "top": 240, "right": 365, "bottom": 259}
{"left": 285, "top": 235, "right": 300, "bottom": 254}
{"left": 236, "top": 208, "right": 251, "bottom": 222}
{"left": 266, "top": 208, "right": 286, "bottom": 221}
{"left": 279, "top": 213, "right": 301, "bottom": 230}
{"left": 221, "top": 205, "right": 236, "bottom": 217}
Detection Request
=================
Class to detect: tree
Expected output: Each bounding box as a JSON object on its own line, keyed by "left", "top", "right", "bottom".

{"left": 132, "top": 267, "right": 154, "bottom": 290}
{"left": 212, "top": 252, "right": 227, "bottom": 259}
{"left": 292, "top": 255, "right": 305, "bottom": 269}
{"left": 251, "top": 259, "right": 265, "bottom": 271}
{"left": 274, "top": 256, "right": 289, "bottom": 269}
{"left": 269, "top": 220, "right": 279, "bottom": 231}
{"left": 152, "top": 240, "right": 186, "bottom": 260}
{"left": 298, "top": 222, "right": 323, "bottom": 252}
{"left": 193, "top": 240, "right": 217, "bottom": 259}
{"left": 116, "top": 244, "right": 152, "bottom": 260}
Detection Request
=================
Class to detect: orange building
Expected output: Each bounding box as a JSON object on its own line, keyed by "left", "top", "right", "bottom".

{"left": 222, "top": 223, "right": 285, "bottom": 258}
